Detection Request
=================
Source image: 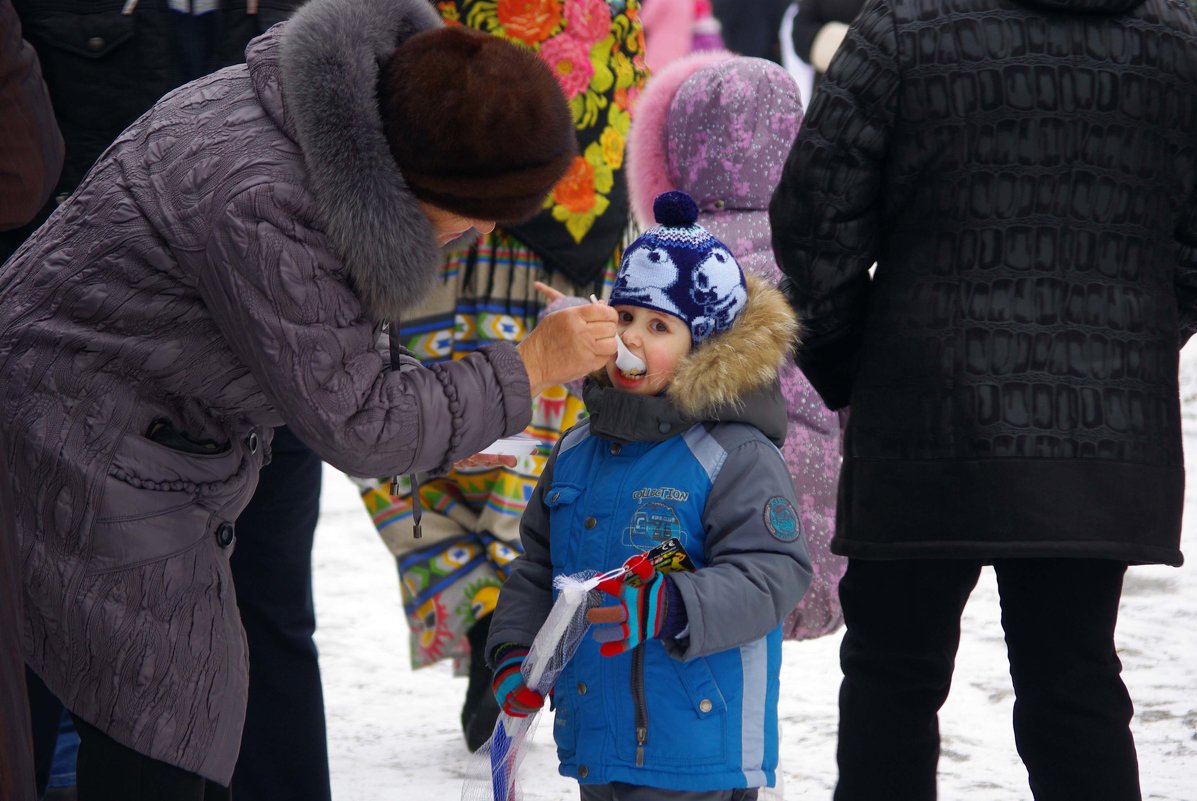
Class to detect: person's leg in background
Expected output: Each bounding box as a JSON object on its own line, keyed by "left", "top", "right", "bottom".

{"left": 72, "top": 716, "right": 229, "bottom": 801}
{"left": 995, "top": 558, "right": 1140, "bottom": 801}
{"left": 462, "top": 610, "right": 501, "bottom": 751}
{"left": 42, "top": 710, "right": 79, "bottom": 801}
{"left": 2, "top": 448, "right": 37, "bottom": 801}
{"left": 834, "top": 558, "right": 982, "bottom": 801}
{"left": 230, "top": 426, "right": 330, "bottom": 801}
{"left": 25, "top": 668, "right": 64, "bottom": 798}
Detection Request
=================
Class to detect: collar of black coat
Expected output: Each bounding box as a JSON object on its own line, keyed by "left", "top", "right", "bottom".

{"left": 583, "top": 274, "right": 798, "bottom": 448}
{"left": 1016, "top": 0, "right": 1146, "bottom": 14}
{"left": 266, "top": 0, "right": 445, "bottom": 322}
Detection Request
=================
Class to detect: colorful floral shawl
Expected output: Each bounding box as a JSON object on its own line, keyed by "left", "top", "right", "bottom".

{"left": 435, "top": 0, "right": 648, "bottom": 285}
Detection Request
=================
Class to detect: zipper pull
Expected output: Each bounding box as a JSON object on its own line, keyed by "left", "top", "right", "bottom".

{"left": 635, "top": 726, "right": 647, "bottom": 767}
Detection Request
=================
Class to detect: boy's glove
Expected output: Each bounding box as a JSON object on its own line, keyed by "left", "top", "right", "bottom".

{"left": 491, "top": 644, "right": 545, "bottom": 718}
{"left": 586, "top": 553, "right": 684, "bottom": 656}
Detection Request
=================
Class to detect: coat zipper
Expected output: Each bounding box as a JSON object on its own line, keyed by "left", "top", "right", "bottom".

{"left": 631, "top": 644, "right": 648, "bottom": 767}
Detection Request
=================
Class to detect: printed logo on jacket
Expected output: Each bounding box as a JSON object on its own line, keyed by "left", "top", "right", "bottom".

{"left": 624, "top": 487, "right": 691, "bottom": 549}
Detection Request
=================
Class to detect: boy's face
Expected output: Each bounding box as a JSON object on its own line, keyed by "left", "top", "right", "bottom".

{"left": 606, "top": 305, "right": 692, "bottom": 397}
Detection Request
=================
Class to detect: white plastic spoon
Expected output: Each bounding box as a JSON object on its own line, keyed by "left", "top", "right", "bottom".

{"left": 591, "top": 294, "right": 646, "bottom": 374}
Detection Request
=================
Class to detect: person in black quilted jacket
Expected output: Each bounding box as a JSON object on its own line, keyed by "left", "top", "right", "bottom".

{"left": 769, "top": 0, "right": 1197, "bottom": 798}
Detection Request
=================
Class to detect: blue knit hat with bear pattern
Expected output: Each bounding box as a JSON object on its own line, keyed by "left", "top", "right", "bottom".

{"left": 609, "top": 191, "right": 747, "bottom": 343}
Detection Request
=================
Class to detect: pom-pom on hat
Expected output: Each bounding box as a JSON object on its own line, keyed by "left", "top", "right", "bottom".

{"left": 378, "top": 26, "right": 577, "bottom": 224}
{"left": 609, "top": 191, "right": 748, "bottom": 343}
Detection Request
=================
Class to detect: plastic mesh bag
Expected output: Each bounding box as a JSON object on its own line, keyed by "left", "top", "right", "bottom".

{"left": 461, "top": 538, "right": 696, "bottom": 801}
{"left": 460, "top": 568, "right": 614, "bottom": 801}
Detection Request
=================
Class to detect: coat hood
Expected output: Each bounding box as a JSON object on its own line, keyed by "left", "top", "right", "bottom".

{"left": 586, "top": 274, "right": 800, "bottom": 446}
{"left": 1015, "top": 0, "right": 1146, "bottom": 13}
{"left": 248, "top": 0, "right": 445, "bottom": 321}
{"left": 626, "top": 54, "right": 803, "bottom": 229}
{"left": 625, "top": 49, "right": 735, "bottom": 227}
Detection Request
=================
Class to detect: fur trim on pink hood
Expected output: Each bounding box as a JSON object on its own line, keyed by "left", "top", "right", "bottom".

{"left": 625, "top": 49, "right": 735, "bottom": 227}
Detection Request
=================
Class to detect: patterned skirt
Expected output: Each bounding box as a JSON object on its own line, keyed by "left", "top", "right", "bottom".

{"left": 350, "top": 230, "right": 620, "bottom": 669}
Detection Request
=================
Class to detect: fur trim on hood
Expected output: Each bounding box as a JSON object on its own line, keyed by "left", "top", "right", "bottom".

{"left": 594, "top": 274, "right": 799, "bottom": 423}
{"left": 669, "top": 273, "right": 800, "bottom": 419}
{"left": 280, "top": 0, "right": 444, "bottom": 321}
{"left": 625, "top": 49, "right": 735, "bottom": 228}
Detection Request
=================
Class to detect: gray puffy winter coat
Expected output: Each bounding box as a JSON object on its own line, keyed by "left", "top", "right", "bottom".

{"left": 0, "top": 0, "right": 531, "bottom": 783}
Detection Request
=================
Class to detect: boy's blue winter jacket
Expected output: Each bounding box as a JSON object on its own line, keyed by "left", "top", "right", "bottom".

{"left": 489, "top": 276, "right": 813, "bottom": 791}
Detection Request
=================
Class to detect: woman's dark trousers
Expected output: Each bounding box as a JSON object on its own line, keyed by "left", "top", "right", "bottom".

{"left": 230, "top": 427, "right": 331, "bottom": 801}
{"left": 834, "top": 557, "right": 1139, "bottom": 801}
{"left": 72, "top": 716, "right": 229, "bottom": 801}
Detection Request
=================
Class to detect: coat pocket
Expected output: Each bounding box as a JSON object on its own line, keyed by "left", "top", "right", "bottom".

{"left": 650, "top": 652, "right": 728, "bottom": 765}
{"left": 612, "top": 646, "right": 728, "bottom": 766}
{"left": 89, "top": 430, "right": 249, "bottom": 572}
{"left": 544, "top": 483, "right": 583, "bottom": 567}
{"left": 27, "top": 10, "right": 135, "bottom": 60}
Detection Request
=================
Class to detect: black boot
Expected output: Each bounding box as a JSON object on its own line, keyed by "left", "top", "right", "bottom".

{"left": 461, "top": 613, "right": 501, "bottom": 752}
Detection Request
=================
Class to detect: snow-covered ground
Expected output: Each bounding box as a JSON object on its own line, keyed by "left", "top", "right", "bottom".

{"left": 313, "top": 350, "right": 1197, "bottom": 800}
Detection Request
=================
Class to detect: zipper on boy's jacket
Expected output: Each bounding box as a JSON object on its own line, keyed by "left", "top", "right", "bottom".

{"left": 632, "top": 645, "right": 648, "bottom": 767}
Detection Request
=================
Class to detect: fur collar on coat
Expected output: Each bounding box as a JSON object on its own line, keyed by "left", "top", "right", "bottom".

{"left": 670, "top": 273, "right": 800, "bottom": 419}
{"left": 277, "top": 0, "right": 444, "bottom": 320}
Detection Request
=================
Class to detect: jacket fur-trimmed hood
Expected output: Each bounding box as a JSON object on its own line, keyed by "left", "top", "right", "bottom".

{"left": 274, "top": 0, "right": 444, "bottom": 320}
{"left": 669, "top": 273, "right": 800, "bottom": 419}
{"left": 586, "top": 274, "right": 799, "bottom": 445}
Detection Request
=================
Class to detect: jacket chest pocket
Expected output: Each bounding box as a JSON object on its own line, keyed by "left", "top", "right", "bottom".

{"left": 544, "top": 483, "right": 584, "bottom": 568}
{"left": 27, "top": 9, "right": 136, "bottom": 61}
{"left": 24, "top": 7, "right": 175, "bottom": 177}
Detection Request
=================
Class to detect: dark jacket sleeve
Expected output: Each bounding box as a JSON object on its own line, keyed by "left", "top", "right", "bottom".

{"left": 1177, "top": 189, "right": 1197, "bottom": 347}
{"left": 485, "top": 442, "right": 560, "bottom": 666}
{"left": 0, "top": 0, "right": 62, "bottom": 230}
{"left": 198, "top": 183, "right": 533, "bottom": 478}
{"left": 790, "top": 0, "right": 826, "bottom": 62}
{"left": 665, "top": 432, "right": 814, "bottom": 661}
{"left": 769, "top": 0, "right": 900, "bottom": 410}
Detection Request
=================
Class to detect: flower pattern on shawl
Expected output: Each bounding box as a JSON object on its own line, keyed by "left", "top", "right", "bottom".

{"left": 552, "top": 141, "right": 614, "bottom": 239}
{"left": 496, "top": 0, "right": 562, "bottom": 44}
{"left": 565, "top": 0, "right": 612, "bottom": 45}
{"left": 459, "top": 0, "right": 647, "bottom": 243}
{"left": 539, "top": 34, "right": 594, "bottom": 97}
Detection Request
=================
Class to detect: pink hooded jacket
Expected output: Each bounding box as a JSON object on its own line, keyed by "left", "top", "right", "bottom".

{"left": 626, "top": 52, "right": 847, "bottom": 639}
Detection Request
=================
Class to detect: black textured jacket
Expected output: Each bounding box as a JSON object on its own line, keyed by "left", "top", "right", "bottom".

{"left": 2, "top": 0, "right": 301, "bottom": 257}
{"left": 770, "top": 0, "right": 1197, "bottom": 565}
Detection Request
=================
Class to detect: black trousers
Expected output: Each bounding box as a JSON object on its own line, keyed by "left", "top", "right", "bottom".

{"left": 230, "top": 426, "right": 330, "bottom": 801}
{"left": 834, "top": 557, "right": 1140, "bottom": 801}
{"left": 2, "top": 447, "right": 36, "bottom": 801}
{"left": 72, "top": 716, "right": 228, "bottom": 801}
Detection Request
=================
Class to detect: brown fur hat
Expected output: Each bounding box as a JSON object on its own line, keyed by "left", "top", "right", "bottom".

{"left": 379, "top": 26, "right": 577, "bottom": 224}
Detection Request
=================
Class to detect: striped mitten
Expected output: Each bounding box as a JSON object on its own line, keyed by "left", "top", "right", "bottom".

{"left": 586, "top": 553, "right": 678, "bottom": 657}
{"left": 490, "top": 644, "right": 544, "bottom": 717}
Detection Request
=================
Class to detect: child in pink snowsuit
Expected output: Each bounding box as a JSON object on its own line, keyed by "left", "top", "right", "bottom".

{"left": 627, "top": 51, "right": 847, "bottom": 640}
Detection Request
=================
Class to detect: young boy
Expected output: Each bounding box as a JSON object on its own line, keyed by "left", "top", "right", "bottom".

{"left": 487, "top": 191, "right": 813, "bottom": 800}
